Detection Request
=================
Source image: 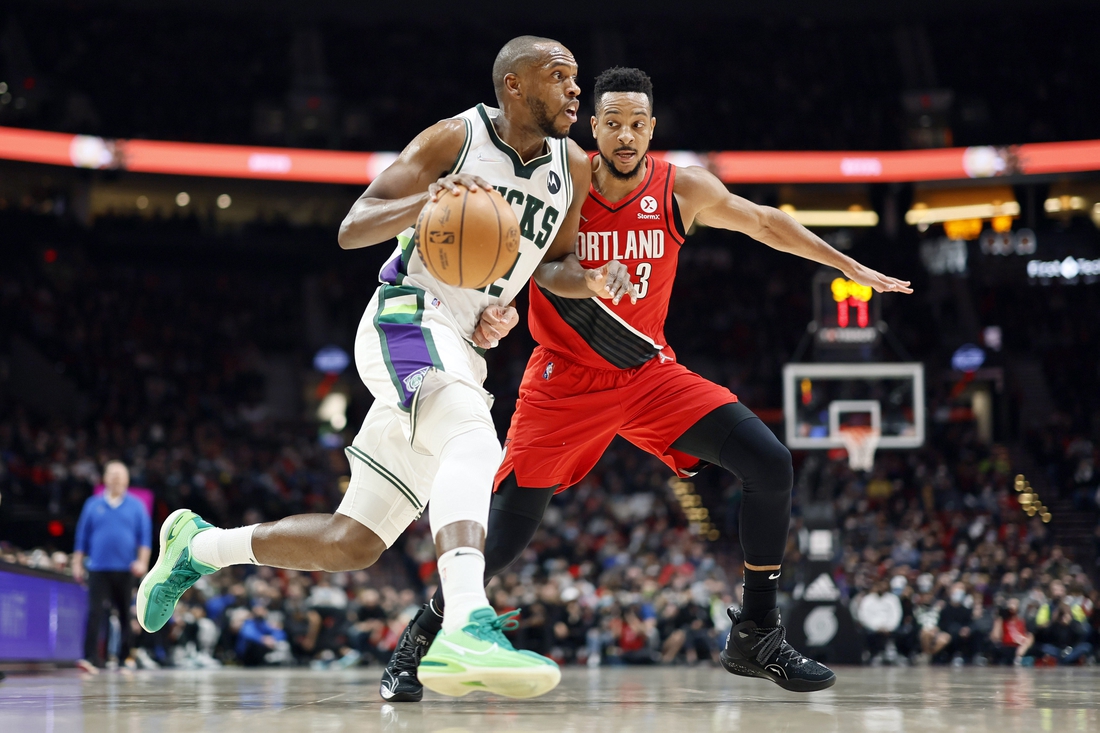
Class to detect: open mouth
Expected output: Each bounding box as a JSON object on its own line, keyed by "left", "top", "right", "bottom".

{"left": 614, "top": 149, "right": 637, "bottom": 164}
{"left": 563, "top": 103, "right": 579, "bottom": 123}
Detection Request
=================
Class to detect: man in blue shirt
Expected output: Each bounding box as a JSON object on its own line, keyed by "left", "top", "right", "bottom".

{"left": 73, "top": 461, "right": 152, "bottom": 671}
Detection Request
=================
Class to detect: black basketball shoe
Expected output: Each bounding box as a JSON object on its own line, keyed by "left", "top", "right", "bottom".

{"left": 720, "top": 607, "right": 836, "bottom": 692}
{"left": 379, "top": 604, "right": 441, "bottom": 702}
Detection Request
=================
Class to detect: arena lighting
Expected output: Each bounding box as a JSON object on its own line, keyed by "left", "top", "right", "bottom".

{"left": 905, "top": 201, "right": 1020, "bottom": 225}
{"left": 1015, "top": 475, "right": 1051, "bottom": 524}
{"left": 942, "top": 219, "right": 984, "bottom": 240}
{"left": 4, "top": 125, "right": 1100, "bottom": 184}
{"left": 668, "top": 478, "right": 719, "bottom": 541}
{"left": 778, "top": 205, "right": 879, "bottom": 227}
{"left": 1044, "top": 195, "right": 1089, "bottom": 213}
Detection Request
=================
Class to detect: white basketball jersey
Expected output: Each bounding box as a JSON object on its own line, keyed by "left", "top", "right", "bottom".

{"left": 378, "top": 104, "right": 574, "bottom": 338}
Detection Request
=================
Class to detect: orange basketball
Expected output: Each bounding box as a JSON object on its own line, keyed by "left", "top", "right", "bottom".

{"left": 414, "top": 187, "right": 521, "bottom": 289}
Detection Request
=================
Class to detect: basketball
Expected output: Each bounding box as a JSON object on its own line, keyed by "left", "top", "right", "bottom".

{"left": 414, "top": 187, "right": 521, "bottom": 289}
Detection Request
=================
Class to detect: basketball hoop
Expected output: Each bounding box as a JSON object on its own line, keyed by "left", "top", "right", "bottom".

{"left": 838, "top": 426, "right": 880, "bottom": 471}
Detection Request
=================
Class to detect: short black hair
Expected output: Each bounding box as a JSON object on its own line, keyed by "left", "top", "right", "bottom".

{"left": 593, "top": 67, "right": 654, "bottom": 112}
{"left": 492, "top": 36, "right": 561, "bottom": 105}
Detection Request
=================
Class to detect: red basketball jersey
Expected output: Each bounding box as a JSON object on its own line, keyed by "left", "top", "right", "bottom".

{"left": 529, "top": 155, "right": 686, "bottom": 370}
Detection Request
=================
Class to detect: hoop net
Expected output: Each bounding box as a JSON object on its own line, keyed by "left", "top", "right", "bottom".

{"left": 838, "top": 426, "right": 880, "bottom": 471}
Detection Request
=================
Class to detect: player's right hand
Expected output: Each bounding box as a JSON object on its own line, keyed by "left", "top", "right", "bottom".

{"left": 585, "top": 260, "right": 638, "bottom": 305}
{"left": 473, "top": 304, "right": 519, "bottom": 349}
{"left": 429, "top": 173, "right": 494, "bottom": 202}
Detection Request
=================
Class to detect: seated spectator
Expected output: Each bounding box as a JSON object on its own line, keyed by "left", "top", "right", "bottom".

{"left": 989, "top": 598, "right": 1033, "bottom": 665}
{"left": 1034, "top": 603, "right": 1093, "bottom": 666}
{"left": 347, "top": 588, "right": 390, "bottom": 665}
{"left": 856, "top": 580, "right": 903, "bottom": 664}
{"left": 236, "top": 605, "right": 291, "bottom": 667}
{"left": 936, "top": 583, "right": 976, "bottom": 664}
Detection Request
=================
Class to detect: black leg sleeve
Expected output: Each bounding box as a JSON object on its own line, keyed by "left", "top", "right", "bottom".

{"left": 672, "top": 403, "right": 793, "bottom": 567}
{"left": 430, "top": 473, "right": 558, "bottom": 614}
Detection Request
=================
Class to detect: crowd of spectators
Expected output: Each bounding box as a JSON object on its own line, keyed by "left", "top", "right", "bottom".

{"left": 6, "top": 433, "right": 1098, "bottom": 670}
{"left": 819, "top": 435, "right": 1100, "bottom": 666}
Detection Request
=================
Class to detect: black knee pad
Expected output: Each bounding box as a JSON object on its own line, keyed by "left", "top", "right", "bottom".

{"left": 718, "top": 417, "right": 793, "bottom": 494}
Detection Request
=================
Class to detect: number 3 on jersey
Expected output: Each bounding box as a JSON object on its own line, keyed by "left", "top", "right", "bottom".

{"left": 635, "top": 262, "right": 652, "bottom": 299}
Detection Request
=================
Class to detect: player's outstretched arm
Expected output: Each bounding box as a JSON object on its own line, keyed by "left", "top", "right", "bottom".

{"left": 677, "top": 166, "right": 913, "bottom": 294}
{"left": 533, "top": 141, "right": 638, "bottom": 303}
{"left": 337, "top": 120, "right": 484, "bottom": 250}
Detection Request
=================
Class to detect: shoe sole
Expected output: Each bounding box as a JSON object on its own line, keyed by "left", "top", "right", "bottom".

{"left": 418, "top": 665, "right": 561, "bottom": 699}
{"left": 379, "top": 684, "right": 423, "bottom": 703}
{"left": 720, "top": 651, "right": 837, "bottom": 692}
{"left": 135, "top": 508, "right": 191, "bottom": 633}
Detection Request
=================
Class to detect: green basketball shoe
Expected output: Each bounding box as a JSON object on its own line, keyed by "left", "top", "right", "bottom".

{"left": 136, "top": 508, "right": 218, "bottom": 633}
{"left": 417, "top": 608, "right": 561, "bottom": 699}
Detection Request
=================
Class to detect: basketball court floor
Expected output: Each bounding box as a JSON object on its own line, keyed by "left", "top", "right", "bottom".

{"left": 2, "top": 666, "right": 1097, "bottom": 732}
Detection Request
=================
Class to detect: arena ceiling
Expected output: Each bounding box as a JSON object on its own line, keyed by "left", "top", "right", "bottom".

{"left": 10, "top": 0, "right": 1095, "bottom": 22}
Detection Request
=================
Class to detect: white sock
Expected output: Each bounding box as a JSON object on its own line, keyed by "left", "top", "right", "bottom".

{"left": 437, "top": 547, "right": 489, "bottom": 633}
{"left": 189, "top": 525, "right": 259, "bottom": 568}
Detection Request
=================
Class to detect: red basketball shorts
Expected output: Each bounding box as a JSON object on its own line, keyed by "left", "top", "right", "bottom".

{"left": 496, "top": 346, "right": 738, "bottom": 491}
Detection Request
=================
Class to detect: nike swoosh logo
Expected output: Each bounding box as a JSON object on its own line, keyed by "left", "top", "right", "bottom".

{"left": 438, "top": 639, "right": 498, "bottom": 657}
{"left": 769, "top": 572, "right": 781, "bottom": 580}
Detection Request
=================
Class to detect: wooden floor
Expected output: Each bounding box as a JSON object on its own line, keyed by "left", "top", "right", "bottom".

{"left": 2, "top": 665, "right": 1099, "bottom": 732}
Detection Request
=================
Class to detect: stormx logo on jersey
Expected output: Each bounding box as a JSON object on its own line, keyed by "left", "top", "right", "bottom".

{"left": 638, "top": 195, "right": 660, "bottom": 220}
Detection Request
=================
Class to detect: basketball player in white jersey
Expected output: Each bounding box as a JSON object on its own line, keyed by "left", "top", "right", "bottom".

{"left": 135, "top": 36, "right": 633, "bottom": 700}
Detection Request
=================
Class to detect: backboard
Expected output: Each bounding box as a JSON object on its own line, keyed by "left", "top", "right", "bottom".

{"left": 782, "top": 363, "right": 925, "bottom": 450}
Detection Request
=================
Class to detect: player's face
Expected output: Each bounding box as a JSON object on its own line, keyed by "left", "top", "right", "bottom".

{"left": 525, "top": 47, "right": 580, "bottom": 139}
{"left": 592, "top": 92, "right": 655, "bottom": 180}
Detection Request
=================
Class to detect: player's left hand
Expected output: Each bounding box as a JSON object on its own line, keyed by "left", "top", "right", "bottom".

{"left": 473, "top": 304, "right": 519, "bottom": 349}
{"left": 845, "top": 263, "right": 914, "bottom": 294}
{"left": 585, "top": 260, "right": 639, "bottom": 304}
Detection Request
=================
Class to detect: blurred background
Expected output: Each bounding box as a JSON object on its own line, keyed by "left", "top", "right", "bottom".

{"left": 2, "top": 0, "right": 1099, "bottom": 672}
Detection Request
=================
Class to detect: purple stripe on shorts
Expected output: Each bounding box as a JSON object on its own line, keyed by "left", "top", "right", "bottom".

{"left": 379, "top": 255, "right": 402, "bottom": 285}
{"left": 380, "top": 321, "right": 434, "bottom": 407}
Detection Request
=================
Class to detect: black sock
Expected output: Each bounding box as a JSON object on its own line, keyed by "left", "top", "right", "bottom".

{"left": 413, "top": 597, "right": 444, "bottom": 638}
{"left": 742, "top": 568, "right": 780, "bottom": 625}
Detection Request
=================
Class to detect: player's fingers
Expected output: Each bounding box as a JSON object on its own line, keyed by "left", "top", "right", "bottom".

{"left": 459, "top": 175, "right": 486, "bottom": 193}
{"left": 477, "top": 324, "right": 502, "bottom": 348}
{"left": 881, "top": 277, "right": 913, "bottom": 294}
{"left": 472, "top": 327, "right": 490, "bottom": 349}
{"left": 609, "top": 274, "right": 631, "bottom": 303}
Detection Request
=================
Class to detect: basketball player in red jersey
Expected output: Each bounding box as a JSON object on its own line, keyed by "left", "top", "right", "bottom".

{"left": 384, "top": 67, "right": 912, "bottom": 697}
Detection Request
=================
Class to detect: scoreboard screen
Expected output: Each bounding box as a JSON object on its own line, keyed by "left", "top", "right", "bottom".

{"left": 812, "top": 269, "right": 881, "bottom": 346}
